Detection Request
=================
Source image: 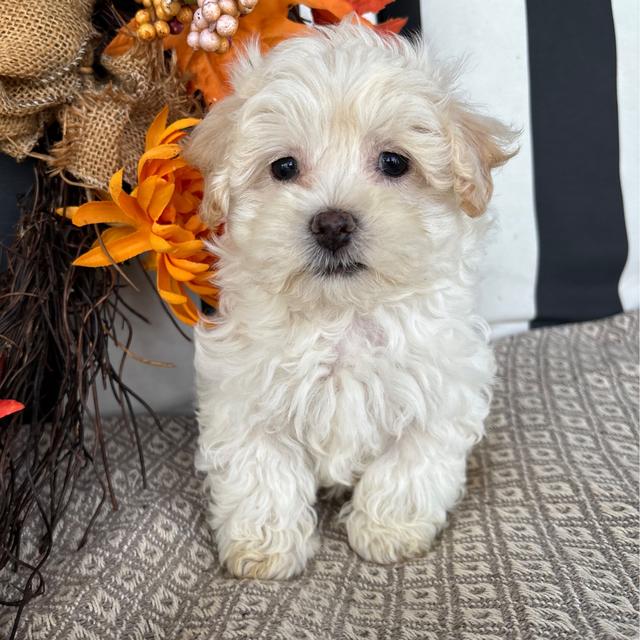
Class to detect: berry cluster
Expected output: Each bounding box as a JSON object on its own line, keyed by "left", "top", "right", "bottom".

{"left": 134, "top": 0, "right": 195, "bottom": 41}
{"left": 186, "top": 0, "right": 258, "bottom": 53}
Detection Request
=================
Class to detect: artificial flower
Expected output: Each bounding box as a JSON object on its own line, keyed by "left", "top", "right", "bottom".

{"left": 63, "top": 107, "right": 218, "bottom": 325}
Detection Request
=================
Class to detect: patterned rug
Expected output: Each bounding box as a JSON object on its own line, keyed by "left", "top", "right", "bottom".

{"left": 1, "top": 312, "right": 638, "bottom": 639}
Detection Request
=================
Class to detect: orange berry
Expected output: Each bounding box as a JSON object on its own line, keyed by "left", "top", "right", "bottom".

{"left": 167, "top": 1, "right": 182, "bottom": 16}
{"left": 137, "top": 22, "right": 156, "bottom": 40}
{"left": 154, "top": 19, "right": 171, "bottom": 37}
{"left": 135, "top": 8, "right": 151, "bottom": 24}
{"left": 176, "top": 6, "right": 193, "bottom": 23}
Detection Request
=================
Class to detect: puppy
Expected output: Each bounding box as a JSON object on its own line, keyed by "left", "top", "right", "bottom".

{"left": 185, "top": 21, "right": 516, "bottom": 579}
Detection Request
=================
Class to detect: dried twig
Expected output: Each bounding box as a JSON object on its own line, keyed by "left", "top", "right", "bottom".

{"left": 0, "top": 166, "right": 164, "bottom": 638}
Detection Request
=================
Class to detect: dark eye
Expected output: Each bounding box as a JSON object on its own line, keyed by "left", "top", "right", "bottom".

{"left": 378, "top": 151, "right": 409, "bottom": 178}
{"left": 271, "top": 156, "right": 298, "bottom": 181}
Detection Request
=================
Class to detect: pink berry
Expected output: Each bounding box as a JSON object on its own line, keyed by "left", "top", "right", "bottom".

{"left": 192, "top": 8, "right": 208, "bottom": 30}
{"left": 187, "top": 29, "right": 200, "bottom": 48}
{"left": 202, "top": 1, "right": 221, "bottom": 21}
{"left": 199, "top": 29, "right": 221, "bottom": 51}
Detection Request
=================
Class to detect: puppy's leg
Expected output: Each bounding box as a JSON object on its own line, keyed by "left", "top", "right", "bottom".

{"left": 202, "top": 435, "right": 317, "bottom": 579}
{"left": 345, "top": 428, "right": 471, "bottom": 564}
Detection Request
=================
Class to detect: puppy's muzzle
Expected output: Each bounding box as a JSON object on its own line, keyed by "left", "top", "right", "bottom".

{"left": 310, "top": 210, "right": 356, "bottom": 252}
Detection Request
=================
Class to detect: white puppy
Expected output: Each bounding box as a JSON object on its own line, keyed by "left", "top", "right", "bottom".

{"left": 185, "top": 22, "right": 516, "bottom": 579}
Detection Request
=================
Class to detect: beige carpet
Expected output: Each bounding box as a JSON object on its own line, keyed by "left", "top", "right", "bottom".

{"left": 1, "top": 312, "right": 638, "bottom": 639}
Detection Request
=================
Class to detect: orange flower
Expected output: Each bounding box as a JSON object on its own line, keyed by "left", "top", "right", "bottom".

{"left": 63, "top": 107, "right": 218, "bottom": 326}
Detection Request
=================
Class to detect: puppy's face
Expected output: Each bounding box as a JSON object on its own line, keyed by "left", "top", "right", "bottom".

{"left": 185, "top": 24, "right": 516, "bottom": 310}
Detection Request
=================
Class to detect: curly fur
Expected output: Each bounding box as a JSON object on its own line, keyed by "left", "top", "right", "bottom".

{"left": 185, "top": 21, "right": 517, "bottom": 579}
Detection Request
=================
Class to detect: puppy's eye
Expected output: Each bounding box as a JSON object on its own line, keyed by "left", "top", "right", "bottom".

{"left": 378, "top": 152, "right": 409, "bottom": 178}
{"left": 271, "top": 156, "right": 299, "bottom": 181}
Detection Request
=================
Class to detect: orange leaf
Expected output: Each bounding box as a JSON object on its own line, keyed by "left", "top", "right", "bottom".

{"left": 375, "top": 17, "right": 407, "bottom": 34}
{"left": 104, "top": 26, "right": 135, "bottom": 57}
{"left": 304, "top": 0, "right": 354, "bottom": 17}
{"left": 349, "top": 0, "right": 396, "bottom": 15}
{"left": 163, "top": 0, "right": 316, "bottom": 104}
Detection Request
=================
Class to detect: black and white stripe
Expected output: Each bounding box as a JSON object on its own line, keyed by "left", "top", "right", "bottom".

{"left": 382, "top": 0, "right": 639, "bottom": 336}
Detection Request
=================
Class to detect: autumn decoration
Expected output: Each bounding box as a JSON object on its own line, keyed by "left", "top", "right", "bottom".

{"left": 60, "top": 107, "right": 218, "bottom": 325}
{"left": 0, "top": 2, "right": 406, "bottom": 633}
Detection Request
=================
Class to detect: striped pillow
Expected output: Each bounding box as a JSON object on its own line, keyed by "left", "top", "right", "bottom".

{"left": 381, "top": 0, "right": 639, "bottom": 337}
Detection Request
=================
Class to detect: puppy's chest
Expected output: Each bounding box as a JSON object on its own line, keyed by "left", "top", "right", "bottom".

{"left": 283, "top": 318, "right": 416, "bottom": 485}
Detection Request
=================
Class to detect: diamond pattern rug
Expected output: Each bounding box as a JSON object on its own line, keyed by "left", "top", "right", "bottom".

{"left": 1, "top": 312, "right": 638, "bottom": 639}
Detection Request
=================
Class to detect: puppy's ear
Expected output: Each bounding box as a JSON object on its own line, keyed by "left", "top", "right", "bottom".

{"left": 449, "top": 105, "right": 518, "bottom": 217}
{"left": 182, "top": 95, "right": 242, "bottom": 228}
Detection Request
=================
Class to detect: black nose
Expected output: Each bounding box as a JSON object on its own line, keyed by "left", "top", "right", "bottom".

{"left": 310, "top": 210, "right": 356, "bottom": 252}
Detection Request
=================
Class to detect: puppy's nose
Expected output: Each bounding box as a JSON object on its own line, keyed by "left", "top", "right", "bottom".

{"left": 310, "top": 210, "right": 356, "bottom": 252}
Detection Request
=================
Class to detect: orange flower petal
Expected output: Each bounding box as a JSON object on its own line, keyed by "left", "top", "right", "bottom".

{"left": 149, "top": 233, "right": 173, "bottom": 253}
{"left": 170, "top": 240, "right": 206, "bottom": 257}
{"left": 183, "top": 214, "right": 207, "bottom": 234}
{"left": 145, "top": 106, "right": 170, "bottom": 151}
{"left": 109, "top": 170, "right": 147, "bottom": 226}
{"left": 157, "top": 256, "right": 188, "bottom": 303}
{"left": 160, "top": 117, "right": 201, "bottom": 145}
{"left": 135, "top": 176, "right": 157, "bottom": 214}
{"left": 187, "top": 280, "right": 218, "bottom": 296}
{"left": 73, "top": 229, "right": 151, "bottom": 267}
{"left": 149, "top": 181, "right": 175, "bottom": 221}
{"left": 165, "top": 257, "right": 197, "bottom": 282}
{"left": 151, "top": 222, "right": 194, "bottom": 242}
{"left": 138, "top": 144, "right": 182, "bottom": 180}
{"left": 71, "top": 201, "right": 136, "bottom": 227}
{"left": 170, "top": 256, "right": 211, "bottom": 274}
{"left": 169, "top": 297, "right": 200, "bottom": 325}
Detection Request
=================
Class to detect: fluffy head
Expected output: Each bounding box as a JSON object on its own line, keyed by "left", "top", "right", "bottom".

{"left": 184, "top": 22, "right": 517, "bottom": 313}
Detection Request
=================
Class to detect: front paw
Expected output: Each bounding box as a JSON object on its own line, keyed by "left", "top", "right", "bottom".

{"left": 218, "top": 531, "right": 318, "bottom": 580}
{"left": 345, "top": 508, "right": 441, "bottom": 564}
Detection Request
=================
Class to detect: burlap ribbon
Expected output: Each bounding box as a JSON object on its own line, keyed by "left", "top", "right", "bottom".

{"left": 0, "top": 1, "right": 198, "bottom": 189}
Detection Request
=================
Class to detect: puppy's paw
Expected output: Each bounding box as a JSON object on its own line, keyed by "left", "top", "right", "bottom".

{"left": 345, "top": 508, "right": 441, "bottom": 564}
{"left": 220, "top": 533, "right": 318, "bottom": 580}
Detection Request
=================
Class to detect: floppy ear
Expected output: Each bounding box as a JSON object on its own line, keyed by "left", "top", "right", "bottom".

{"left": 182, "top": 95, "right": 242, "bottom": 228}
{"left": 449, "top": 105, "right": 518, "bottom": 217}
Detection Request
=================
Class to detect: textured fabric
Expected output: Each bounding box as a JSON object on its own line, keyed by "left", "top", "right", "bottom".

{"left": 0, "top": 1, "right": 95, "bottom": 80}
{"left": 0, "top": 0, "right": 95, "bottom": 159}
{"left": 1, "top": 312, "right": 638, "bottom": 639}
{"left": 50, "top": 42, "right": 199, "bottom": 190}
